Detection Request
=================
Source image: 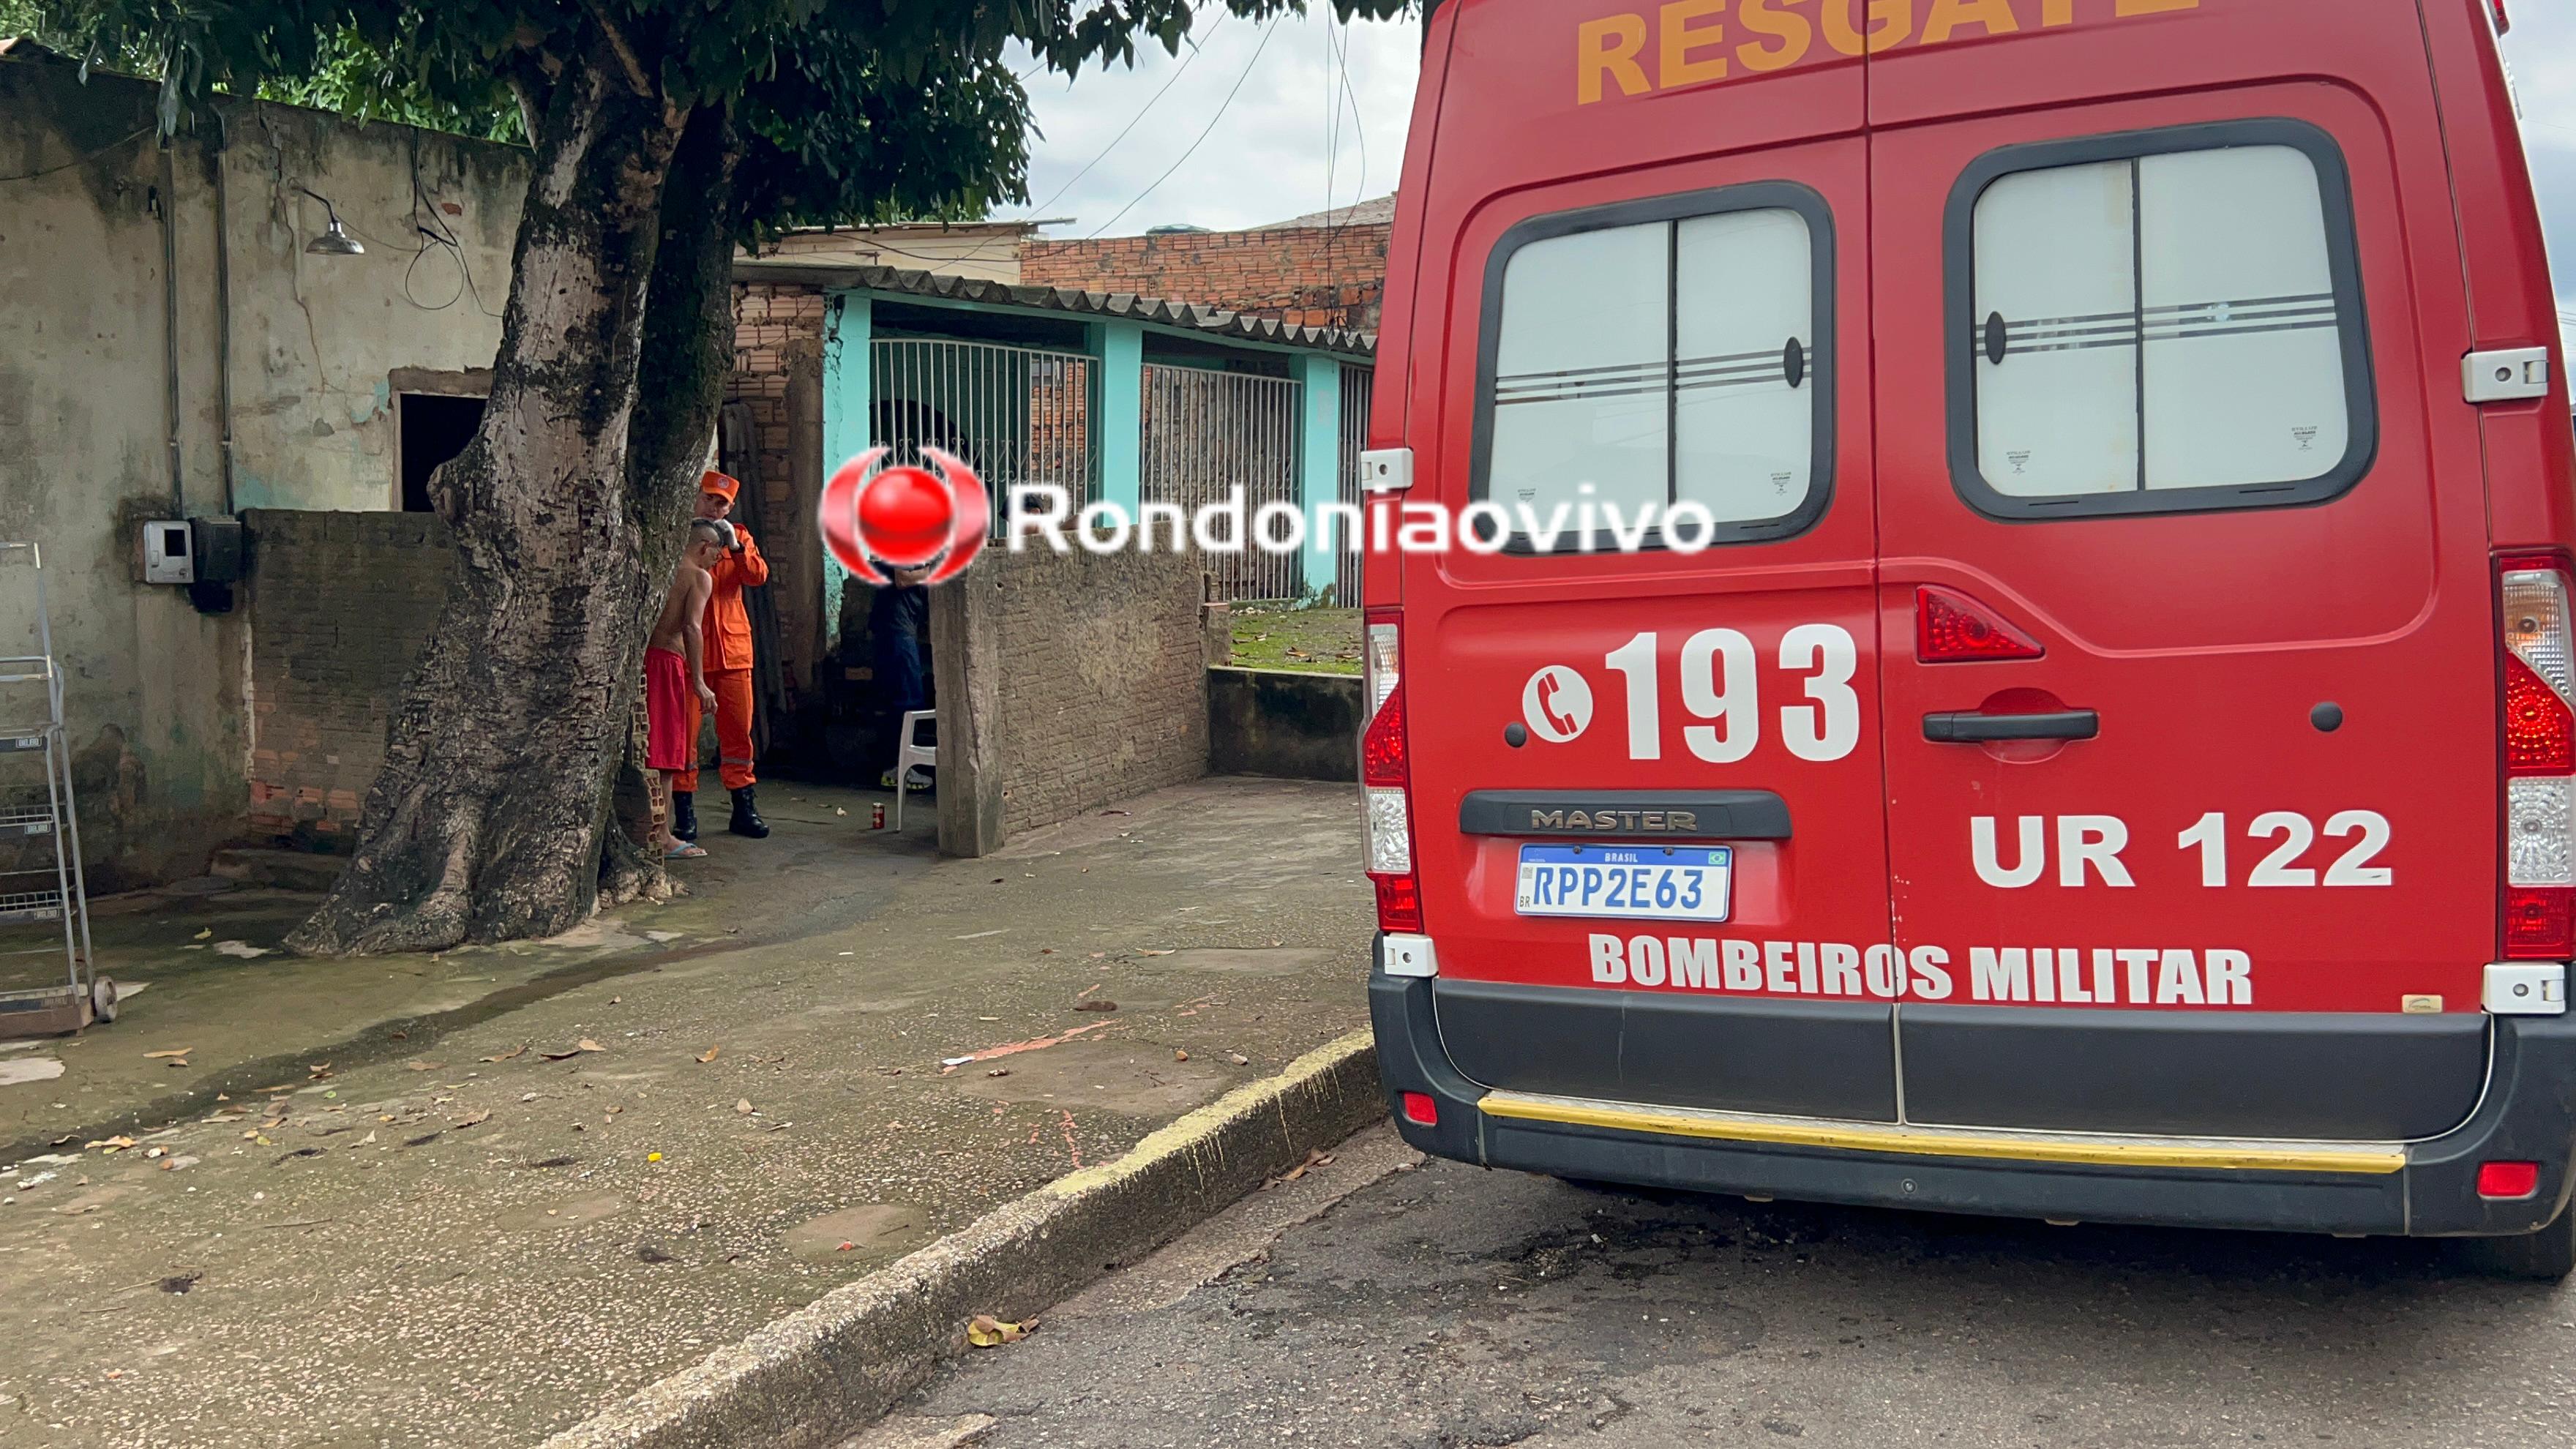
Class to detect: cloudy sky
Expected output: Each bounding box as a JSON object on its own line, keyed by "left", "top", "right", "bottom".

{"left": 1010, "top": 5, "right": 2574, "bottom": 340}
{"left": 1004, "top": 9, "right": 1420, "bottom": 235}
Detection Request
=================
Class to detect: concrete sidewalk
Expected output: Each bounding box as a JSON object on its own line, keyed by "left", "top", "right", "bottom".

{"left": 0, "top": 777, "right": 1373, "bottom": 1447}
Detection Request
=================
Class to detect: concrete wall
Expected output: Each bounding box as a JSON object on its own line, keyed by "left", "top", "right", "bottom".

{"left": 242, "top": 509, "right": 454, "bottom": 850}
{"left": 929, "top": 548, "right": 1210, "bottom": 857}
{"left": 1207, "top": 667, "right": 1361, "bottom": 783}
{"left": 1022, "top": 224, "right": 1391, "bottom": 332}
{"left": 0, "top": 57, "right": 524, "bottom": 884}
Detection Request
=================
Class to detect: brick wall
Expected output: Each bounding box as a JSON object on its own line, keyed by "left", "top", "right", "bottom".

{"left": 242, "top": 509, "right": 456, "bottom": 849}
{"left": 730, "top": 282, "right": 824, "bottom": 524}
{"left": 1021, "top": 224, "right": 1391, "bottom": 332}
{"left": 929, "top": 547, "right": 1210, "bottom": 855}
{"left": 726, "top": 282, "right": 829, "bottom": 706}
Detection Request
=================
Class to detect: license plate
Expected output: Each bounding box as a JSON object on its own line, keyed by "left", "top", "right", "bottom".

{"left": 1513, "top": 845, "right": 1733, "bottom": 923}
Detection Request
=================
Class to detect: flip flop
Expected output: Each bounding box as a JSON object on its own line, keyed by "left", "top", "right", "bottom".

{"left": 663, "top": 842, "right": 708, "bottom": 859}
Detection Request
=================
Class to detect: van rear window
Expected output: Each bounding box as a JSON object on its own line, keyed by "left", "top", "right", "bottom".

{"left": 1948, "top": 121, "right": 2376, "bottom": 520}
{"left": 1475, "top": 184, "right": 1835, "bottom": 548}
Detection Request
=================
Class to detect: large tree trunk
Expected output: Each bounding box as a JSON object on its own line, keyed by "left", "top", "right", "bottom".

{"left": 599, "top": 105, "right": 743, "bottom": 907}
{"left": 290, "top": 29, "right": 687, "bottom": 954}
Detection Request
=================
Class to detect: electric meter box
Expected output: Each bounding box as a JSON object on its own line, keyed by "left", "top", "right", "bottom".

{"left": 141, "top": 520, "right": 194, "bottom": 585}
{"left": 139, "top": 517, "right": 246, "bottom": 586}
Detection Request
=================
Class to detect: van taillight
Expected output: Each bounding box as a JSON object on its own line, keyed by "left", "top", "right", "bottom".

{"left": 2501, "top": 556, "right": 2576, "bottom": 959}
{"left": 1361, "top": 610, "right": 1420, "bottom": 932}
{"left": 1917, "top": 585, "right": 2043, "bottom": 663}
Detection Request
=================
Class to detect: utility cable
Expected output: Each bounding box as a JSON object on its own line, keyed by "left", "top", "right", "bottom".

{"left": 1086, "top": 15, "right": 1281, "bottom": 239}
{"left": 1026, "top": 4, "right": 1224, "bottom": 223}
{"left": 0, "top": 124, "right": 151, "bottom": 183}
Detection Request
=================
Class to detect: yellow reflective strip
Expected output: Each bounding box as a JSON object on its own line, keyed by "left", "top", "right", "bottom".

{"left": 1477, "top": 1092, "right": 2405, "bottom": 1175}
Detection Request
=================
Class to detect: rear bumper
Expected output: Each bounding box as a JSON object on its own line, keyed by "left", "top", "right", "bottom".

{"left": 1369, "top": 940, "right": 2576, "bottom": 1238}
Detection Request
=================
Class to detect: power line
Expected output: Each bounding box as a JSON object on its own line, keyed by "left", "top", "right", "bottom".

{"left": 1331, "top": 13, "right": 1368, "bottom": 219}
{"left": 1027, "top": 4, "right": 1225, "bottom": 221}
{"left": 0, "top": 124, "right": 151, "bottom": 184}
{"left": 1087, "top": 15, "right": 1282, "bottom": 239}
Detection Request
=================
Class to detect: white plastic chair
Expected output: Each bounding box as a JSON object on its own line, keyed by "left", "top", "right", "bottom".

{"left": 893, "top": 708, "right": 936, "bottom": 831}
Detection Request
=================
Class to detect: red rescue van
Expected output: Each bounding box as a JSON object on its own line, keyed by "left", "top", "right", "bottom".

{"left": 1362, "top": 0, "right": 2576, "bottom": 1273}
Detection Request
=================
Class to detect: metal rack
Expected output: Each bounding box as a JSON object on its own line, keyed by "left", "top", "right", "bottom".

{"left": 0, "top": 542, "right": 107, "bottom": 1037}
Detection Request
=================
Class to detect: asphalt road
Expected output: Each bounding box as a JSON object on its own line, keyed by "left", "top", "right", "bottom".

{"left": 861, "top": 1123, "right": 2576, "bottom": 1449}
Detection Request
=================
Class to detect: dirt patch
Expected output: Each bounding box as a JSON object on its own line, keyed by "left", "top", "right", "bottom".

{"left": 499, "top": 1194, "right": 629, "bottom": 1232}
{"left": 947, "top": 1041, "right": 1236, "bottom": 1116}
{"left": 782, "top": 1203, "right": 933, "bottom": 1263}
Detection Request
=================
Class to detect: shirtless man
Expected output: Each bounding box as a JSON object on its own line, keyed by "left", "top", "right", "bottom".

{"left": 644, "top": 519, "right": 729, "bottom": 858}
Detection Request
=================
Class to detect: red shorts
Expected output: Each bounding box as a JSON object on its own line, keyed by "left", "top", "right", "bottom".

{"left": 645, "top": 648, "right": 692, "bottom": 772}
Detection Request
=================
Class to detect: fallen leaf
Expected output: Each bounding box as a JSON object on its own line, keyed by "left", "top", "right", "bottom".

{"left": 143, "top": 1049, "right": 192, "bottom": 1060}
{"left": 1278, "top": 1148, "right": 1334, "bottom": 1183}
{"left": 192, "top": 929, "right": 211, "bottom": 940}
{"left": 1175, "top": 1049, "right": 1189, "bottom": 1062}
{"left": 404, "top": 1061, "right": 441, "bottom": 1072}
{"left": 452, "top": 1110, "right": 491, "bottom": 1128}
{"left": 696, "top": 1047, "right": 719, "bottom": 1064}
{"left": 1138, "top": 948, "right": 1176, "bottom": 957}
{"left": 359, "top": 1131, "right": 377, "bottom": 1145}
{"left": 965, "top": 1314, "right": 1033, "bottom": 1347}
{"left": 1087, "top": 952, "right": 1106, "bottom": 959}
{"left": 167, "top": 1059, "right": 190, "bottom": 1069}
{"left": 735, "top": 1099, "right": 754, "bottom": 1115}
{"left": 577, "top": 1039, "right": 606, "bottom": 1054}
{"left": 836, "top": 1240, "right": 855, "bottom": 1251}
{"left": 482, "top": 1045, "right": 528, "bottom": 1063}
{"left": 646, "top": 1152, "right": 663, "bottom": 1163}
{"left": 539, "top": 1048, "right": 582, "bottom": 1061}
{"left": 84, "top": 1137, "right": 135, "bottom": 1152}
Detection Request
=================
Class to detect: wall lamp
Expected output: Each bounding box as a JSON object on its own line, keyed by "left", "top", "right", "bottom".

{"left": 296, "top": 186, "right": 364, "bottom": 256}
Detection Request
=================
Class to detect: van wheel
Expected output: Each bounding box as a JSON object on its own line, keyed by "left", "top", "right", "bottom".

{"left": 2452, "top": 1208, "right": 2576, "bottom": 1281}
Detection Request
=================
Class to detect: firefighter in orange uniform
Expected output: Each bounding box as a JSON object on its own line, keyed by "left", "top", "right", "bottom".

{"left": 676, "top": 471, "right": 770, "bottom": 839}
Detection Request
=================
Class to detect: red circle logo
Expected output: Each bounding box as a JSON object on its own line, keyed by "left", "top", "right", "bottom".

{"left": 856, "top": 466, "right": 956, "bottom": 567}
{"left": 817, "top": 446, "right": 988, "bottom": 586}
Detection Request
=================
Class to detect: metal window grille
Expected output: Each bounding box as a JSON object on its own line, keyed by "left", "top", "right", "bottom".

{"left": 1335, "top": 365, "right": 1374, "bottom": 607}
{"left": 1139, "top": 366, "right": 1306, "bottom": 603}
{"left": 870, "top": 338, "right": 1098, "bottom": 538}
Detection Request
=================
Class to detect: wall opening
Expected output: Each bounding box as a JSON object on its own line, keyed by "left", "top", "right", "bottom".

{"left": 397, "top": 392, "right": 486, "bottom": 512}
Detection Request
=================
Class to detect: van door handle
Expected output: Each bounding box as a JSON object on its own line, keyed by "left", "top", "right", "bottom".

{"left": 1922, "top": 709, "right": 2098, "bottom": 743}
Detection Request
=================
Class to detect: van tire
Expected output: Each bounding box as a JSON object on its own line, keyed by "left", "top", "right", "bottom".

{"left": 2452, "top": 1208, "right": 2576, "bottom": 1281}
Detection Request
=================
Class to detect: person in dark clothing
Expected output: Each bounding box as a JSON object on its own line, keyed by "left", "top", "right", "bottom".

{"left": 872, "top": 564, "right": 933, "bottom": 790}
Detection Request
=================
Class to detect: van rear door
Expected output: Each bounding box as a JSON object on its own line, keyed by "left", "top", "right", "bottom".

{"left": 1404, "top": 3, "right": 1897, "bottom": 1121}
{"left": 1870, "top": 0, "right": 2496, "bottom": 1141}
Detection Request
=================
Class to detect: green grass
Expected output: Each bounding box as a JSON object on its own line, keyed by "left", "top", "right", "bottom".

{"left": 1228, "top": 605, "right": 1361, "bottom": 675}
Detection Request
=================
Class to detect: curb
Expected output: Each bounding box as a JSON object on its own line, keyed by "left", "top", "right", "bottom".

{"left": 541, "top": 1028, "right": 1385, "bottom": 1449}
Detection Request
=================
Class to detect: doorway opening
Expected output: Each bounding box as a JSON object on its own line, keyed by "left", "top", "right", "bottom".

{"left": 398, "top": 392, "right": 487, "bottom": 512}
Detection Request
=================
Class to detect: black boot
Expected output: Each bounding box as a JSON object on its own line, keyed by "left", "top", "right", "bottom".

{"left": 670, "top": 790, "right": 698, "bottom": 842}
{"left": 728, "top": 785, "right": 770, "bottom": 839}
